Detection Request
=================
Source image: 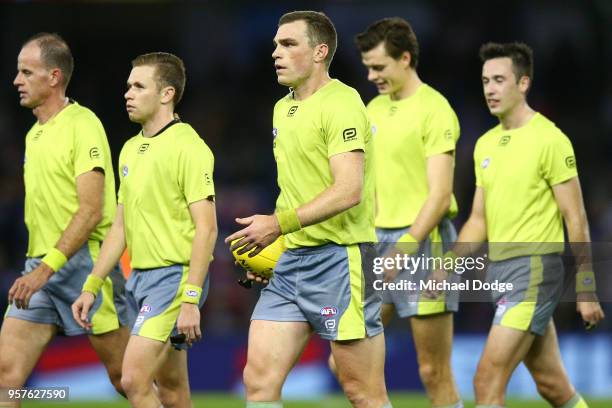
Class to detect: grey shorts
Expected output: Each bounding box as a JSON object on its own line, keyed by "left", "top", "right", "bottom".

{"left": 252, "top": 243, "right": 383, "bottom": 341}
{"left": 5, "top": 241, "right": 129, "bottom": 336}
{"left": 488, "top": 254, "right": 563, "bottom": 336}
{"left": 376, "top": 218, "right": 459, "bottom": 318}
{"left": 126, "top": 264, "right": 209, "bottom": 349}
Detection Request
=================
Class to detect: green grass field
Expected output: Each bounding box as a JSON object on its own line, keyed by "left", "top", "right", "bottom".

{"left": 22, "top": 393, "right": 612, "bottom": 407}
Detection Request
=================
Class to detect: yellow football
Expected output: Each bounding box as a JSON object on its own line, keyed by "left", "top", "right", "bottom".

{"left": 231, "top": 236, "right": 286, "bottom": 279}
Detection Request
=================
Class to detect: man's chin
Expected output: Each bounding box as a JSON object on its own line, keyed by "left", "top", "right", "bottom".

{"left": 488, "top": 107, "right": 503, "bottom": 116}
{"left": 19, "top": 99, "right": 34, "bottom": 108}
{"left": 277, "top": 77, "right": 292, "bottom": 87}
{"left": 127, "top": 113, "right": 141, "bottom": 124}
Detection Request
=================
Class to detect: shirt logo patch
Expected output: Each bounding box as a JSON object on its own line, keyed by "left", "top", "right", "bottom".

{"left": 89, "top": 147, "right": 100, "bottom": 159}
{"left": 499, "top": 135, "right": 511, "bottom": 146}
{"left": 565, "top": 156, "right": 576, "bottom": 168}
{"left": 272, "top": 128, "right": 278, "bottom": 138}
{"left": 122, "top": 165, "right": 128, "bottom": 177}
{"left": 389, "top": 106, "right": 397, "bottom": 116}
{"left": 371, "top": 125, "right": 377, "bottom": 135}
{"left": 342, "top": 128, "right": 357, "bottom": 142}
{"left": 33, "top": 130, "right": 43, "bottom": 141}
{"left": 204, "top": 172, "right": 212, "bottom": 185}
{"left": 481, "top": 157, "right": 491, "bottom": 169}
{"left": 138, "top": 143, "right": 150, "bottom": 154}
{"left": 287, "top": 106, "right": 298, "bottom": 117}
{"left": 444, "top": 129, "right": 453, "bottom": 140}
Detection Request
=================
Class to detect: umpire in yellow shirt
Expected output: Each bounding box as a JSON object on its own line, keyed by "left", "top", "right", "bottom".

{"left": 227, "top": 11, "right": 390, "bottom": 408}
{"left": 436, "top": 42, "right": 605, "bottom": 408}
{"left": 73, "top": 52, "right": 217, "bottom": 407}
{"left": 1, "top": 33, "right": 129, "bottom": 397}
{"left": 329, "top": 17, "right": 462, "bottom": 408}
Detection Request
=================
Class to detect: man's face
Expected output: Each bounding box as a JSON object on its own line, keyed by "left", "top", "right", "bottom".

{"left": 14, "top": 42, "right": 54, "bottom": 109}
{"left": 361, "top": 42, "right": 409, "bottom": 96}
{"left": 482, "top": 57, "right": 528, "bottom": 116}
{"left": 272, "top": 20, "right": 316, "bottom": 88}
{"left": 124, "top": 65, "right": 162, "bottom": 124}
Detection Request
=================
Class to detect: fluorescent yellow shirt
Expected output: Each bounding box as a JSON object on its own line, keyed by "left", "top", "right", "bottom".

{"left": 118, "top": 121, "right": 215, "bottom": 269}
{"left": 367, "top": 84, "right": 460, "bottom": 228}
{"left": 24, "top": 101, "right": 116, "bottom": 256}
{"left": 474, "top": 113, "right": 578, "bottom": 260}
{"left": 273, "top": 79, "right": 376, "bottom": 248}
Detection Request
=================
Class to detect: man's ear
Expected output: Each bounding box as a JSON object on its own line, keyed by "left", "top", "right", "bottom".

{"left": 313, "top": 43, "right": 329, "bottom": 64}
{"left": 160, "top": 86, "right": 176, "bottom": 105}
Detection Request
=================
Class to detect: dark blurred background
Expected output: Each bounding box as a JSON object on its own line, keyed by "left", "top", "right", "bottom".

{"left": 0, "top": 0, "right": 611, "bottom": 397}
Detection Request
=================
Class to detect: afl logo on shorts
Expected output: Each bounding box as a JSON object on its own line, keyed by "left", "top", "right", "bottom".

{"left": 140, "top": 304, "right": 152, "bottom": 314}
{"left": 122, "top": 165, "right": 128, "bottom": 177}
{"left": 320, "top": 306, "right": 337, "bottom": 317}
{"left": 481, "top": 157, "right": 490, "bottom": 169}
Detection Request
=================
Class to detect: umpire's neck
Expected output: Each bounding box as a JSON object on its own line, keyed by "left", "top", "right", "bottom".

{"left": 33, "top": 92, "right": 68, "bottom": 125}
{"left": 142, "top": 106, "right": 175, "bottom": 138}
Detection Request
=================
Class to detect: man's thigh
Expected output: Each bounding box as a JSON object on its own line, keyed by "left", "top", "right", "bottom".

{"left": 330, "top": 331, "right": 386, "bottom": 386}
{"left": 478, "top": 324, "right": 535, "bottom": 376}
{"left": 155, "top": 346, "right": 190, "bottom": 392}
{"left": 0, "top": 318, "right": 56, "bottom": 387}
{"left": 523, "top": 320, "right": 573, "bottom": 396}
{"left": 88, "top": 326, "right": 130, "bottom": 378}
{"left": 410, "top": 312, "right": 454, "bottom": 364}
{"left": 247, "top": 319, "right": 312, "bottom": 379}
{"left": 122, "top": 335, "right": 170, "bottom": 381}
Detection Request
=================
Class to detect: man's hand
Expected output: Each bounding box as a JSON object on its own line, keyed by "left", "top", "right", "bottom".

{"left": 176, "top": 303, "right": 202, "bottom": 346}
{"left": 380, "top": 247, "right": 403, "bottom": 283}
{"left": 72, "top": 292, "right": 96, "bottom": 330}
{"left": 380, "top": 239, "right": 420, "bottom": 283}
{"left": 225, "top": 214, "right": 281, "bottom": 256}
{"left": 424, "top": 268, "right": 450, "bottom": 299}
{"left": 235, "top": 261, "right": 270, "bottom": 287}
{"left": 8, "top": 263, "right": 54, "bottom": 309}
{"left": 576, "top": 292, "right": 605, "bottom": 330}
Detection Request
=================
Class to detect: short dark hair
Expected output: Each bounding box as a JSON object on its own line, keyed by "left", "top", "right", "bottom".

{"left": 132, "top": 52, "right": 186, "bottom": 107}
{"left": 278, "top": 10, "right": 337, "bottom": 69}
{"left": 355, "top": 17, "right": 419, "bottom": 69}
{"left": 24, "top": 32, "right": 74, "bottom": 89}
{"left": 479, "top": 42, "right": 534, "bottom": 84}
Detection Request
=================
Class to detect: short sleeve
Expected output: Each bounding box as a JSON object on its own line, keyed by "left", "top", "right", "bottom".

{"left": 423, "top": 102, "right": 459, "bottom": 157}
{"left": 73, "top": 113, "right": 108, "bottom": 177}
{"left": 540, "top": 134, "right": 578, "bottom": 186}
{"left": 178, "top": 137, "right": 215, "bottom": 204}
{"left": 322, "top": 92, "right": 370, "bottom": 158}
